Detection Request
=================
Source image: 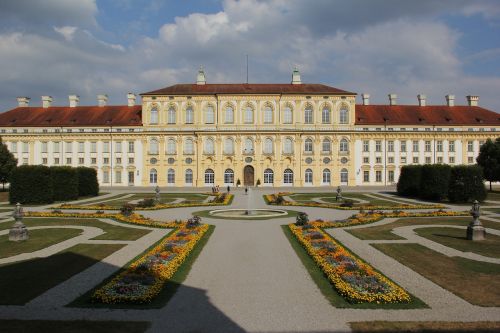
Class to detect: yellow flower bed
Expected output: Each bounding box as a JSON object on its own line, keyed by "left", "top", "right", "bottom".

{"left": 290, "top": 224, "right": 411, "bottom": 303}
{"left": 92, "top": 223, "right": 209, "bottom": 304}
{"left": 266, "top": 193, "right": 444, "bottom": 210}
{"left": 55, "top": 193, "right": 233, "bottom": 211}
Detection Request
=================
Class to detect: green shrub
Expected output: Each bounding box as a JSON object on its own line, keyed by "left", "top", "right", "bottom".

{"left": 397, "top": 165, "right": 422, "bottom": 197}
{"left": 136, "top": 198, "right": 156, "bottom": 208}
{"left": 120, "top": 204, "right": 134, "bottom": 216}
{"left": 420, "top": 164, "right": 451, "bottom": 201}
{"left": 51, "top": 166, "right": 79, "bottom": 201}
{"left": 9, "top": 165, "right": 53, "bottom": 204}
{"left": 76, "top": 167, "right": 99, "bottom": 197}
{"left": 448, "top": 165, "right": 486, "bottom": 203}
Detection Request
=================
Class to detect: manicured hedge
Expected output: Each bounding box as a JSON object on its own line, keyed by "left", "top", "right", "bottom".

{"left": 77, "top": 167, "right": 99, "bottom": 197}
{"left": 397, "top": 164, "right": 486, "bottom": 203}
{"left": 51, "top": 166, "right": 79, "bottom": 201}
{"left": 9, "top": 165, "right": 54, "bottom": 204}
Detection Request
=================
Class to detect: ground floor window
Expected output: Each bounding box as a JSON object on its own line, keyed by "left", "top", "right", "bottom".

{"left": 205, "top": 168, "right": 215, "bottom": 184}
{"left": 224, "top": 169, "right": 234, "bottom": 184}
{"left": 322, "top": 168, "right": 331, "bottom": 184}
{"left": 115, "top": 170, "right": 122, "bottom": 183}
{"left": 284, "top": 169, "right": 293, "bottom": 184}
{"left": 305, "top": 168, "right": 313, "bottom": 184}
{"left": 149, "top": 169, "right": 157, "bottom": 184}
{"left": 167, "top": 168, "right": 175, "bottom": 184}
{"left": 185, "top": 169, "right": 193, "bottom": 184}
{"left": 340, "top": 168, "right": 348, "bottom": 183}
{"left": 103, "top": 170, "right": 110, "bottom": 183}
{"left": 388, "top": 170, "right": 395, "bottom": 183}
{"left": 363, "top": 170, "right": 370, "bottom": 182}
{"left": 264, "top": 168, "right": 274, "bottom": 184}
{"left": 376, "top": 170, "right": 382, "bottom": 182}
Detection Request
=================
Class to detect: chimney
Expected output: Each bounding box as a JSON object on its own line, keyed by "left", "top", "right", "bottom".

{"left": 97, "top": 94, "right": 108, "bottom": 107}
{"left": 69, "top": 95, "right": 79, "bottom": 107}
{"left": 466, "top": 95, "right": 479, "bottom": 106}
{"left": 17, "top": 97, "right": 30, "bottom": 107}
{"left": 388, "top": 93, "right": 397, "bottom": 106}
{"left": 417, "top": 94, "right": 426, "bottom": 107}
{"left": 361, "top": 93, "right": 370, "bottom": 105}
{"left": 42, "top": 96, "right": 53, "bottom": 108}
{"left": 127, "top": 93, "right": 136, "bottom": 107}
{"left": 291, "top": 67, "right": 302, "bottom": 84}
{"left": 445, "top": 94, "right": 455, "bottom": 107}
{"left": 196, "top": 67, "right": 206, "bottom": 85}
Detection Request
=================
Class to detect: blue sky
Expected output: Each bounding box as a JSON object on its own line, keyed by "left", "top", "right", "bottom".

{"left": 0, "top": 0, "right": 499, "bottom": 111}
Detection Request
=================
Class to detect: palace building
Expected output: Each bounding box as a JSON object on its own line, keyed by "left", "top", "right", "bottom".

{"left": 0, "top": 69, "right": 499, "bottom": 187}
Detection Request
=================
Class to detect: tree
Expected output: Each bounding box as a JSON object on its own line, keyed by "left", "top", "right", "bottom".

{"left": 420, "top": 164, "right": 451, "bottom": 201}
{"left": 0, "top": 138, "right": 17, "bottom": 190}
{"left": 476, "top": 137, "right": 500, "bottom": 191}
{"left": 448, "top": 165, "right": 486, "bottom": 203}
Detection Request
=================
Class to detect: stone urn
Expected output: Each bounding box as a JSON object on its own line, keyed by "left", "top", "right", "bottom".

{"left": 9, "top": 203, "right": 29, "bottom": 241}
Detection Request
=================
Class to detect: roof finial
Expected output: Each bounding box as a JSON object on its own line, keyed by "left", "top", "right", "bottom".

{"left": 291, "top": 66, "right": 301, "bottom": 85}
{"left": 197, "top": 66, "right": 206, "bottom": 85}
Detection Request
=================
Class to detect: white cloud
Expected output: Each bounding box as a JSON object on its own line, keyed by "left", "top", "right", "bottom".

{"left": 54, "top": 26, "right": 77, "bottom": 41}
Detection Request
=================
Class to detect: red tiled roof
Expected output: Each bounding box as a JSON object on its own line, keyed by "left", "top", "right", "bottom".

{"left": 355, "top": 105, "right": 500, "bottom": 126}
{"left": 0, "top": 106, "right": 142, "bottom": 127}
{"left": 142, "top": 83, "right": 355, "bottom": 95}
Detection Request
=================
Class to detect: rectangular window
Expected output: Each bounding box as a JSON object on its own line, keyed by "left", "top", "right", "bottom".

{"left": 401, "top": 156, "right": 406, "bottom": 164}
{"left": 78, "top": 157, "right": 84, "bottom": 164}
{"left": 362, "top": 140, "right": 369, "bottom": 152}
{"left": 116, "top": 158, "right": 122, "bottom": 164}
{"left": 115, "top": 171, "right": 122, "bottom": 183}
{"left": 115, "top": 142, "right": 122, "bottom": 153}
{"left": 42, "top": 158, "right": 47, "bottom": 164}
{"left": 388, "top": 141, "right": 394, "bottom": 152}
{"left": 53, "top": 142, "right": 60, "bottom": 153}
{"left": 91, "top": 142, "right": 97, "bottom": 153}
{"left": 467, "top": 141, "right": 474, "bottom": 152}
{"left": 388, "top": 170, "right": 394, "bottom": 183}
{"left": 66, "top": 158, "right": 72, "bottom": 164}
{"left": 54, "top": 158, "right": 60, "bottom": 164}
{"left": 400, "top": 141, "right": 407, "bottom": 152}
{"left": 41, "top": 142, "right": 48, "bottom": 153}
{"left": 103, "top": 157, "right": 109, "bottom": 164}
{"left": 449, "top": 141, "right": 455, "bottom": 152}
{"left": 388, "top": 156, "right": 394, "bottom": 163}
{"left": 437, "top": 141, "right": 443, "bottom": 152}
{"left": 425, "top": 141, "right": 431, "bottom": 152}
{"left": 468, "top": 156, "right": 474, "bottom": 164}
{"left": 376, "top": 171, "right": 382, "bottom": 182}
{"left": 449, "top": 156, "right": 455, "bottom": 164}
{"left": 65, "top": 142, "right": 72, "bottom": 153}
{"left": 103, "top": 142, "right": 110, "bottom": 153}
{"left": 91, "top": 157, "right": 97, "bottom": 164}
{"left": 437, "top": 156, "right": 443, "bottom": 164}
{"left": 129, "top": 157, "right": 134, "bottom": 164}
{"left": 363, "top": 157, "right": 369, "bottom": 164}
{"left": 103, "top": 171, "right": 110, "bottom": 183}
{"left": 413, "top": 156, "right": 419, "bottom": 164}
{"left": 128, "top": 141, "right": 135, "bottom": 153}
{"left": 22, "top": 142, "right": 29, "bottom": 153}
{"left": 376, "top": 157, "right": 382, "bottom": 164}
{"left": 375, "top": 140, "right": 382, "bottom": 152}
{"left": 413, "top": 141, "right": 419, "bottom": 152}
{"left": 363, "top": 171, "right": 370, "bottom": 182}
{"left": 425, "top": 156, "right": 431, "bottom": 164}
{"left": 78, "top": 142, "right": 84, "bottom": 153}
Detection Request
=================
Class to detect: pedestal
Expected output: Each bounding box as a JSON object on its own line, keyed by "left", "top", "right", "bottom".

{"left": 9, "top": 221, "right": 29, "bottom": 241}
{"left": 467, "top": 225, "right": 486, "bottom": 241}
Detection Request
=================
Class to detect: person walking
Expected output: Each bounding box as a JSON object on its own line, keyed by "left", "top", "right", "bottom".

{"left": 227, "top": 185, "right": 230, "bottom": 193}
{"left": 245, "top": 187, "right": 248, "bottom": 195}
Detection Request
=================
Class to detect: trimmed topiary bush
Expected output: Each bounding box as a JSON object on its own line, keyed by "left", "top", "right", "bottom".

{"left": 448, "top": 165, "right": 486, "bottom": 203}
{"left": 9, "top": 165, "right": 53, "bottom": 204}
{"left": 397, "top": 165, "right": 422, "bottom": 197}
{"left": 77, "top": 167, "right": 99, "bottom": 197}
{"left": 51, "top": 166, "right": 79, "bottom": 201}
{"left": 419, "top": 164, "right": 451, "bottom": 201}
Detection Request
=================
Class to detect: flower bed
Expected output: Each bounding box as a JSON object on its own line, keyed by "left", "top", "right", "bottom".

{"left": 265, "top": 193, "right": 444, "bottom": 210}
{"left": 92, "top": 223, "right": 209, "bottom": 304}
{"left": 289, "top": 223, "right": 410, "bottom": 303}
{"left": 55, "top": 193, "right": 233, "bottom": 211}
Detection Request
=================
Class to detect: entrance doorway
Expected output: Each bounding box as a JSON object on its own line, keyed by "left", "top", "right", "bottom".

{"left": 243, "top": 165, "right": 254, "bottom": 186}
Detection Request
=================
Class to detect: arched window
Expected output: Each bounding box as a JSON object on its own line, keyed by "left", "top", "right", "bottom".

{"left": 283, "top": 106, "right": 293, "bottom": 124}
{"left": 167, "top": 168, "right": 175, "bottom": 184}
{"left": 205, "top": 169, "right": 215, "bottom": 184}
{"left": 244, "top": 138, "right": 254, "bottom": 154}
{"left": 305, "top": 168, "right": 313, "bottom": 184}
{"left": 263, "top": 137, "right": 273, "bottom": 154}
{"left": 264, "top": 168, "right": 274, "bottom": 184}
{"left": 322, "top": 138, "right": 331, "bottom": 152}
{"left": 149, "top": 138, "right": 159, "bottom": 154}
{"left": 166, "top": 138, "right": 176, "bottom": 154}
{"left": 263, "top": 105, "right": 273, "bottom": 124}
{"left": 340, "top": 168, "right": 348, "bottom": 183}
{"left": 339, "top": 138, "right": 349, "bottom": 152}
{"left": 205, "top": 105, "right": 215, "bottom": 124}
{"left": 149, "top": 169, "right": 157, "bottom": 184}
{"left": 150, "top": 107, "right": 158, "bottom": 124}
{"left": 204, "top": 138, "right": 214, "bottom": 154}
{"left": 184, "top": 138, "right": 194, "bottom": 154}
{"left": 224, "top": 169, "right": 234, "bottom": 184}
{"left": 322, "top": 106, "right": 331, "bottom": 123}
{"left": 244, "top": 105, "right": 253, "bottom": 123}
{"left": 185, "top": 169, "right": 193, "bottom": 184}
{"left": 340, "top": 107, "right": 349, "bottom": 124}
{"left": 167, "top": 107, "right": 176, "bottom": 124}
{"left": 284, "top": 137, "right": 294, "bottom": 154}
{"left": 225, "top": 106, "right": 234, "bottom": 123}
{"left": 224, "top": 138, "right": 234, "bottom": 154}
{"left": 322, "top": 168, "right": 331, "bottom": 184}
{"left": 304, "top": 138, "right": 313, "bottom": 153}
{"left": 304, "top": 105, "right": 313, "bottom": 124}
{"left": 284, "top": 169, "right": 294, "bottom": 184}
{"left": 185, "top": 106, "right": 194, "bottom": 124}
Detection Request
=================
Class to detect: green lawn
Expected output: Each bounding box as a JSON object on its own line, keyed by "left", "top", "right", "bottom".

{"left": 350, "top": 321, "right": 500, "bottom": 333}
{"left": 347, "top": 217, "right": 500, "bottom": 240}
{"left": 81, "top": 193, "right": 209, "bottom": 208}
{"left": 0, "top": 228, "right": 82, "bottom": 259}
{"left": 281, "top": 225, "right": 427, "bottom": 309}
{"left": 373, "top": 243, "right": 500, "bottom": 306}
{"left": 0, "top": 320, "right": 150, "bottom": 333}
{"left": 0, "top": 218, "right": 150, "bottom": 241}
{"left": 485, "top": 208, "right": 500, "bottom": 214}
{"left": 289, "top": 192, "right": 415, "bottom": 207}
{"left": 415, "top": 227, "right": 500, "bottom": 258}
{"left": 0, "top": 243, "right": 124, "bottom": 305}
